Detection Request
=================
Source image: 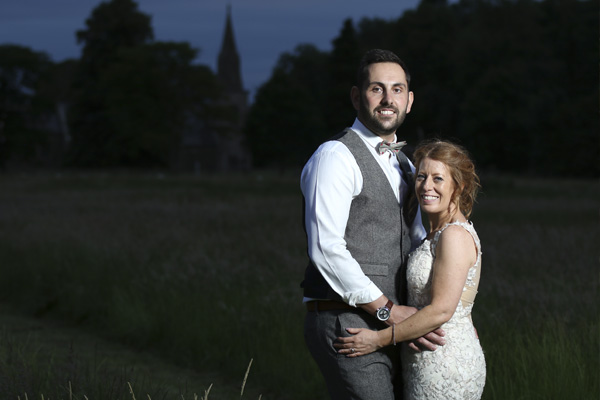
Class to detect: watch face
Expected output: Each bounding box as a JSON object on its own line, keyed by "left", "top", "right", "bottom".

{"left": 377, "top": 307, "right": 390, "bottom": 321}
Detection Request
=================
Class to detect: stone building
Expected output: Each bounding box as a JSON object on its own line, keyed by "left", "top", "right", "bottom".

{"left": 179, "top": 5, "right": 251, "bottom": 172}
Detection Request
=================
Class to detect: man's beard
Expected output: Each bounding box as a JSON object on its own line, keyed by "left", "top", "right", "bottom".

{"left": 358, "top": 98, "right": 407, "bottom": 137}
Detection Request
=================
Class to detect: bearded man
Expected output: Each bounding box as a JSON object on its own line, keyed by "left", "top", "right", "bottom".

{"left": 301, "top": 49, "right": 444, "bottom": 400}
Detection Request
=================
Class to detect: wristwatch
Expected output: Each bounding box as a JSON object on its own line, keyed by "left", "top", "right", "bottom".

{"left": 376, "top": 299, "right": 394, "bottom": 322}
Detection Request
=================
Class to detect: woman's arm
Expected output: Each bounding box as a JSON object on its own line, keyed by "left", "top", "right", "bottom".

{"left": 334, "top": 225, "right": 477, "bottom": 356}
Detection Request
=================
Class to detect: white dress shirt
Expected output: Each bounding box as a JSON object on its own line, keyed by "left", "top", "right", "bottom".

{"left": 301, "top": 118, "right": 426, "bottom": 306}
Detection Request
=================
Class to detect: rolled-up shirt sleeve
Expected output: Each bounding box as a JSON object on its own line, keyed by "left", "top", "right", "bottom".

{"left": 301, "top": 141, "right": 383, "bottom": 306}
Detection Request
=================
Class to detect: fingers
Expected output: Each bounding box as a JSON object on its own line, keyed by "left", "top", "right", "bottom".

{"left": 335, "top": 342, "right": 370, "bottom": 358}
{"left": 333, "top": 334, "right": 356, "bottom": 349}
{"left": 408, "top": 341, "right": 421, "bottom": 352}
{"left": 333, "top": 329, "right": 366, "bottom": 357}
{"left": 423, "top": 331, "right": 446, "bottom": 347}
{"left": 335, "top": 336, "right": 351, "bottom": 345}
{"left": 412, "top": 337, "right": 436, "bottom": 351}
{"left": 333, "top": 339, "right": 359, "bottom": 356}
{"left": 333, "top": 338, "right": 351, "bottom": 348}
{"left": 345, "top": 327, "right": 363, "bottom": 334}
{"left": 407, "top": 329, "right": 446, "bottom": 352}
{"left": 412, "top": 336, "right": 442, "bottom": 352}
{"left": 432, "top": 328, "right": 445, "bottom": 337}
{"left": 334, "top": 327, "right": 363, "bottom": 346}
{"left": 338, "top": 347, "right": 361, "bottom": 357}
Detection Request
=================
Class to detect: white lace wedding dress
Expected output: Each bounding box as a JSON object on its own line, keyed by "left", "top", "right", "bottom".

{"left": 401, "top": 221, "right": 486, "bottom": 400}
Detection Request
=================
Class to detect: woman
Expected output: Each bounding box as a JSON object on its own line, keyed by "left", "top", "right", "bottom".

{"left": 335, "top": 139, "right": 486, "bottom": 399}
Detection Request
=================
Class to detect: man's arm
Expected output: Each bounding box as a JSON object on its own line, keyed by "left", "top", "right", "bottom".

{"left": 358, "top": 296, "right": 418, "bottom": 326}
{"left": 301, "top": 141, "right": 383, "bottom": 306}
{"left": 336, "top": 226, "right": 476, "bottom": 355}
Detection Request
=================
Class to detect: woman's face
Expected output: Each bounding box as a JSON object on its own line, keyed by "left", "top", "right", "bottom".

{"left": 415, "top": 157, "right": 456, "bottom": 217}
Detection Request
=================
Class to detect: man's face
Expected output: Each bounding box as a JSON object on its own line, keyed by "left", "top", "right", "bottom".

{"left": 351, "top": 62, "right": 414, "bottom": 139}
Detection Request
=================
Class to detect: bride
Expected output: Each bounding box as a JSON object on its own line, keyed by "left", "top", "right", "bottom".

{"left": 335, "top": 139, "right": 486, "bottom": 399}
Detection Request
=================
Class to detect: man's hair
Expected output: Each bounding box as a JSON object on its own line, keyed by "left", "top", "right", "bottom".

{"left": 356, "top": 49, "right": 411, "bottom": 90}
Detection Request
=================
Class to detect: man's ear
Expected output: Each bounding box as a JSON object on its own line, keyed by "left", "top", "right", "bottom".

{"left": 350, "top": 86, "right": 360, "bottom": 111}
{"left": 406, "top": 91, "right": 414, "bottom": 114}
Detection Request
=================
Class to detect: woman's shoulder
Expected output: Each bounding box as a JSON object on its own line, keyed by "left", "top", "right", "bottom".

{"left": 434, "top": 221, "right": 478, "bottom": 259}
{"left": 437, "top": 223, "right": 473, "bottom": 245}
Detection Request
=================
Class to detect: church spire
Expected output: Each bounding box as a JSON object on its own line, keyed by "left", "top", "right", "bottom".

{"left": 217, "top": 5, "right": 244, "bottom": 93}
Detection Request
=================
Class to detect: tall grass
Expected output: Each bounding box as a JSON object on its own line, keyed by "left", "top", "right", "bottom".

{"left": 0, "top": 172, "right": 597, "bottom": 399}
{"left": 0, "top": 311, "right": 243, "bottom": 399}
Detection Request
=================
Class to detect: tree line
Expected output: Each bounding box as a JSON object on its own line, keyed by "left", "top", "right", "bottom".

{"left": 0, "top": 0, "right": 596, "bottom": 176}
{"left": 0, "top": 0, "right": 230, "bottom": 170}
{"left": 247, "top": 0, "right": 598, "bottom": 176}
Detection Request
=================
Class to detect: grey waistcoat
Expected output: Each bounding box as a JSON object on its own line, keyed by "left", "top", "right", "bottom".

{"left": 302, "top": 128, "right": 413, "bottom": 305}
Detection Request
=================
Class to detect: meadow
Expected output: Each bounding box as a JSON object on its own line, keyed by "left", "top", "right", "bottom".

{"left": 0, "top": 171, "right": 596, "bottom": 399}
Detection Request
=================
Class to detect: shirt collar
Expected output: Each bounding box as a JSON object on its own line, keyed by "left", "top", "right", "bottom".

{"left": 350, "top": 118, "right": 398, "bottom": 149}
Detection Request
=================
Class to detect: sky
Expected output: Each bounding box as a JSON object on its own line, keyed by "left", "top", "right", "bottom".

{"left": 0, "top": 0, "right": 422, "bottom": 100}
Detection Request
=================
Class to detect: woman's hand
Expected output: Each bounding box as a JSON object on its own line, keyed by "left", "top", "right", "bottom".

{"left": 334, "top": 328, "right": 386, "bottom": 357}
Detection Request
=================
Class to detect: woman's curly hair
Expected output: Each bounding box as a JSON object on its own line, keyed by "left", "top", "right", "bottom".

{"left": 413, "top": 139, "right": 481, "bottom": 218}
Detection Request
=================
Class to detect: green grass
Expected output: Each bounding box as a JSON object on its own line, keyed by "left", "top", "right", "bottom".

{"left": 0, "top": 171, "right": 597, "bottom": 399}
{"left": 0, "top": 307, "right": 246, "bottom": 399}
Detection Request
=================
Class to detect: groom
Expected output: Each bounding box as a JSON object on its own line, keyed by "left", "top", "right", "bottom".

{"left": 301, "top": 49, "right": 444, "bottom": 399}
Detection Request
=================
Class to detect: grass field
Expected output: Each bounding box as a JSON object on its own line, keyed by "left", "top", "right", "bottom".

{"left": 0, "top": 171, "right": 597, "bottom": 399}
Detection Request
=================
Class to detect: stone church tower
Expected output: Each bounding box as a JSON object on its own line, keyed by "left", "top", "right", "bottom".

{"left": 179, "top": 5, "right": 251, "bottom": 172}
{"left": 218, "top": 5, "right": 248, "bottom": 114}
{"left": 214, "top": 5, "right": 251, "bottom": 170}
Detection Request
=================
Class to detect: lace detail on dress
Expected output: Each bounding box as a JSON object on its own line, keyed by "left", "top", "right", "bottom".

{"left": 402, "top": 221, "right": 486, "bottom": 400}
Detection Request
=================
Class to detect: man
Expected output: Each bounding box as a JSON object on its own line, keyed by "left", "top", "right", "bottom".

{"left": 301, "top": 49, "right": 444, "bottom": 399}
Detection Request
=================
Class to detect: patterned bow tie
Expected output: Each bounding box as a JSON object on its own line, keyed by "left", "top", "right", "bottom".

{"left": 376, "top": 140, "right": 407, "bottom": 155}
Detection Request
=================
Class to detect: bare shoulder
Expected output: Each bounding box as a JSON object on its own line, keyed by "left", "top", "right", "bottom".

{"left": 439, "top": 224, "right": 473, "bottom": 242}
{"left": 437, "top": 224, "right": 477, "bottom": 263}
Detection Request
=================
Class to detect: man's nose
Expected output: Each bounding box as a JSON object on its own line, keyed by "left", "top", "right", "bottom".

{"left": 381, "top": 90, "right": 394, "bottom": 105}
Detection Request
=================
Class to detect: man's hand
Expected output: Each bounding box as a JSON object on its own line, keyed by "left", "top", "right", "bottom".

{"left": 387, "top": 304, "right": 417, "bottom": 326}
{"left": 408, "top": 328, "right": 446, "bottom": 352}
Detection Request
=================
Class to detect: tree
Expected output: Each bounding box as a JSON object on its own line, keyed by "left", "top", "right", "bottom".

{"left": 537, "top": 0, "right": 598, "bottom": 175}
{"left": 68, "top": 0, "right": 154, "bottom": 167}
{"left": 246, "top": 0, "right": 597, "bottom": 176}
{"left": 0, "top": 45, "right": 54, "bottom": 167}
{"left": 245, "top": 45, "right": 329, "bottom": 168}
{"left": 76, "top": 0, "right": 153, "bottom": 78}
{"left": 97, "top": 42, "right": 220, "bottom": 167}
{"left": 67, "top": 0, "right": 223, "bottom": 168}
{"left": 327, "top": 19, "right": 361, "bottom": 133}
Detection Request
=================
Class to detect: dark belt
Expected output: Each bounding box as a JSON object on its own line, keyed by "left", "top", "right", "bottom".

{"left": 306, "top": 300, "right": 357, "bottom": 312}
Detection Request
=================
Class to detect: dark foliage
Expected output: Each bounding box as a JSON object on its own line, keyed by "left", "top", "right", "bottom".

{"left": 0, "top": 45, "right": 55, "bottom": 168}
{"left": 245, "top": 0, "right": 598, "bottom": 176}
{"left": 66, "top": 0, "right": 226, "bottom": 168}
{"left": 0, "top": 0, "right": 596, "bottom": 175}
{"left": 245, "top": 45, "right": 330, "bottom": 168}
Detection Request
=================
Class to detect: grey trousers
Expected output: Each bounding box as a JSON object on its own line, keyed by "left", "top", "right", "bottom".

{"left": 304, "top": 309, "right": 403, "bottom": 400}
